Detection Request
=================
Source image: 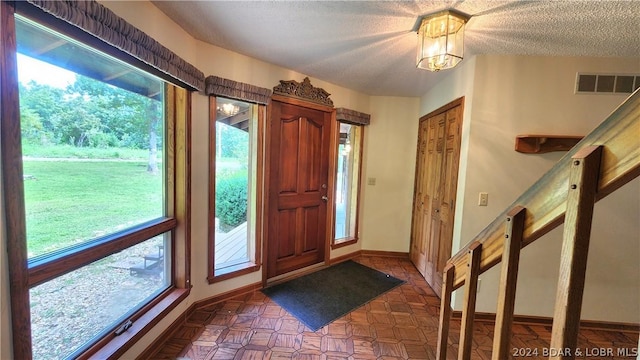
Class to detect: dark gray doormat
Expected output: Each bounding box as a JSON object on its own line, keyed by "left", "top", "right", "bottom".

{"left": 262, "top": 260, "right": 405, "bottom": 331}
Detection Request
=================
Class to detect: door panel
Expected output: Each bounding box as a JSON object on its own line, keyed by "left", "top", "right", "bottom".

{"left": 303, "top": 206, "right": 320, "bottom": 252}
{"left": 410, "top": 100, "right": 463, "bottom": 295}
{"left": 268, "top": 101, "right": 331, "bottom": 278}
{"left": 425, "top": 114, "right": 446, "bottom": 286}
{"left": 278, "top": 118, "right": 299, "bottom": 193}
{"left": 410, "top": 120, "right": 430, "bottom": 276}
{"left": 276, "top": 209, "right": 296, "bottom": 259}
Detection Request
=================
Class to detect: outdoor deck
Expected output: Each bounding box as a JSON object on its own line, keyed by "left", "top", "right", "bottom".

{"left": 215, "top": 222, "right": 248, "bottom": 266}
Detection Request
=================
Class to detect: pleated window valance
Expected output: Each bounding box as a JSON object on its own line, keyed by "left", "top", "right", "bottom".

{"left": 336, "top": 108, "right": 371, "bottom": 125}
{"left": 25, "top": 0, "right": 205, "bottom": 91}
{"left": 205, "top": 76, "right": 272, "bottom": 105}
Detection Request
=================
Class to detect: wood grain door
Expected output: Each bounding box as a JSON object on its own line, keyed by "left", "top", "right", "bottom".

{"left": 410, "top": 117, "right": 435, "bottom": 277}
{"left": 410, "top": 99, "right": 463, "bottom": 294}
{"left": 267, "top": 100, "right": 332, "bottom": 278}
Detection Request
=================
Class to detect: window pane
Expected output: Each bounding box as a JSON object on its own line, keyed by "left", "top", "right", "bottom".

{"left": 335, "top": 123, "right": 362, "bottom": 241}
{"left": 16, "top": 16, "right": 166, "bottom": 259}
{"left": 30, "top": 235, "right": 170, "bottom": 360}
{"left": 214, "top": 98, "right": 254, "bottom": 269}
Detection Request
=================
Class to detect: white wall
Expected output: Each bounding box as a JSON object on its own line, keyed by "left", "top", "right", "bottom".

{"left": 447, "top": 55, "right": 640, "bottom": 322}
{"left": 359, "top": 96, "right": 420, "bottom": 253}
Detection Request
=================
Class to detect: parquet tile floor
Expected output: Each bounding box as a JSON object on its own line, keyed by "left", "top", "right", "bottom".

{"left": 148, "top": 255, "right": 638, "bottom": 360}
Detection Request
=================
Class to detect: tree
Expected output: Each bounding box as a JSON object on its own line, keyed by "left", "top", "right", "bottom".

{"left": 20, "top": 107, "right": 45, "bottom": 144}
{"left": 18, "top": 73, "right": 163, "bottom": 172}
{"left": 18, "top": 81, "right": 64, "bottom": 138}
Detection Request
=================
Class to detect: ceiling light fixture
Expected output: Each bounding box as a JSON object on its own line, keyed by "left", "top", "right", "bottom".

{"left": 416, "top": 10, "right": 470, "bottom": 72}
{"left": 218, "top": 103, "right": 240, "bottom": 117}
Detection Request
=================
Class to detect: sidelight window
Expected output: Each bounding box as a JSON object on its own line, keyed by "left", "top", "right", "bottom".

{"left": 209, "top": 96, "right": 263, "bottom": 281}
{"left": 333, "top": 122, "right": 364, "bottom": 246}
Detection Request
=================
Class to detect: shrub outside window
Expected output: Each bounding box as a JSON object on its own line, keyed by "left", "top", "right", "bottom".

{"left": 210, "top": 97, "right": 260, "bottom": 278}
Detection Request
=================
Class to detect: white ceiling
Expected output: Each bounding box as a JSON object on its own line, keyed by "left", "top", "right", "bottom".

{"left": 152, "top": 1, "right": 640, "bottom": 97}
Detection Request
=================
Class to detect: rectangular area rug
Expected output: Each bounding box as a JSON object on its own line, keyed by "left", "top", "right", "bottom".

{"left": 262, "top": 260, "right": 405, "bottom": 331}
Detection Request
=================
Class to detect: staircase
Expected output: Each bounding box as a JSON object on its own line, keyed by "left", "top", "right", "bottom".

{"left": 435, "top": 90, "right": 640, "bottom": 360}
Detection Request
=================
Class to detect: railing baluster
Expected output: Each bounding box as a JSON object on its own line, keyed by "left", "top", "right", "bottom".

{"left": 458, "top": 241, "right": 482, "bottom": 360}
{"left": 549, "top": 145, "right": 603, "bottom": 360}
{"left": 492, "top": 206, "right": 526, "bottom": 360}
{"left": 436, "top": 264, "right": 455, "bottom": 360}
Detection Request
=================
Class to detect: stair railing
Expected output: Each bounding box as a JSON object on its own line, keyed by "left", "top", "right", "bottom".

{"left": 436, "top": 89, "right": 640, "bottom": 360}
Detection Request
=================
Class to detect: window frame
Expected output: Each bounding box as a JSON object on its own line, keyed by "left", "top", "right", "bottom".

{"left": 1, "top": 2, "right": 191, "bottom": 358}
{"left": 207, "top": 96, "right": 264, "bottom": 283}
{"left": 332, "top": 121, "right": 365, "bottom": 249}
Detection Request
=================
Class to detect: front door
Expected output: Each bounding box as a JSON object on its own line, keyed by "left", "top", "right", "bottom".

{"left": 267, "top": 99, "right": 332, "bottom": 278}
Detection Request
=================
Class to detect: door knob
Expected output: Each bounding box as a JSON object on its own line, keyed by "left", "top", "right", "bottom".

{"left": 321, "top": 195, "right": 329, "bottom": 202}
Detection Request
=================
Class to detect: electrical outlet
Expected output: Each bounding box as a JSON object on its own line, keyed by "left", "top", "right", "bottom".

{"left": 478, "top": 192, "right": 488, "bottom": 206}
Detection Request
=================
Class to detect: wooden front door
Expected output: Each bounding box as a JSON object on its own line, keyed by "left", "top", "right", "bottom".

{"left": 410, "top": 99, "right": 463, "bottom": 294}
{"left": 266, "top": 99, "right": 333, "bottom": 278}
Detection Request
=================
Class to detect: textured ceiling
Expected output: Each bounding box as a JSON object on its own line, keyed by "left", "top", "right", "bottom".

{"left": 152, "top": 1, "right": 640, "bottom": 97}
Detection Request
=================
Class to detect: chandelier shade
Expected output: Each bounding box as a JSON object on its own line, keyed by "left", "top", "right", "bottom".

{"left": 416, "top": 10, "right": 470, "bottom": 72}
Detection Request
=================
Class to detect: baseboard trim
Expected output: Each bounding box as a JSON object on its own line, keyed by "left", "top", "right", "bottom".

{"left": 329, "top": 250, "right": 362, "bottom": 264}
{"left": 138, "top": 282, "right": 262, "bottom": 359}
{"left": 192, "top": 282, "right": 263, "bottom": 310}
{"left": 451, "top": 311, "right": 640, "bottom": 333}
{"left": 360, "top": 250, "right": 409, "bottom": 258}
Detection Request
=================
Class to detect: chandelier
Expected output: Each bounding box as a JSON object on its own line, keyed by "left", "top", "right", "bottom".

{"left": 217, "top": 102, "right": 240, "bottom": 117}
{"left": 416, "top": 10, "right": 470, "bottom": 72}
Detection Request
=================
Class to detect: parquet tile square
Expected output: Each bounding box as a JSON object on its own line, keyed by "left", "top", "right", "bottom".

{"left": 392, "top": 326, "right": 424, "bottom": 343}
{"left": 321, "top": 335, "right": 353, "bottom": 354}
{"left": 148, "top": 255, "right": 639, "bottom": 360}
{"left": 351, "top": 323, "right": 375, "bottom": 338}
{"left": 323, "top": 322, "right": 351, "bottom": 338}
{"left": 374, "top": 340, "right": 408, "bottom": 358}
{"left": 300, "top": 333, "right": 323, "bottom": 351}
{"left": 246, "top": 330, "right": 273, "bottom": 347}
{"left": 276, "top": 318, "right": 303, "bottom": 334}
{"left": 231, "top": 315, "right": 257, "bottom": 329}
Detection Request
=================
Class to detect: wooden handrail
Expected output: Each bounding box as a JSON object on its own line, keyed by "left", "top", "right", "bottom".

{"left": 448, "top": 90, "right": 640, "bottom": 289}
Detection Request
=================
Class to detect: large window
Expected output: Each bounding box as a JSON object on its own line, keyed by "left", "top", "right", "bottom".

{"left": 209, "top": 97, "right": 263, "bottom": 281}
{"left": 333, "top": 122, "right": 364, "bottom": 247}
{"left": 3, "top": 8, "right": 190, "bottom": 359}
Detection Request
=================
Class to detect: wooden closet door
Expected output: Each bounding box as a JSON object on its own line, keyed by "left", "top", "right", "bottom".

{"left": 434, "top": 106, "right": 462, "bottom": 291}
{"left": 410, "top": 99, "right": 463, "bottom": 294}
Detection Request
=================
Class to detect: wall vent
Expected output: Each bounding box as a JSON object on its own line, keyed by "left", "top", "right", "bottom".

{"left": 576, "top": 73, "right": 640, "bottom": 94}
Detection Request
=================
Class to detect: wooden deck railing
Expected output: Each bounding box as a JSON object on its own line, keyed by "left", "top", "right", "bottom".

{"left": 436, "top": 90, "right": 640, "bottom": 360}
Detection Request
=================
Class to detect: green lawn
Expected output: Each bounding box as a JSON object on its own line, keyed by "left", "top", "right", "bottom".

{"left": 23, "top": 160, "right": 163, "bottom": 258}
{"left": 22, "top": 143, "right": 152, "bottom": 160}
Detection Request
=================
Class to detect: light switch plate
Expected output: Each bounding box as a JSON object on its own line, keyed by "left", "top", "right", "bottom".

{"left": 367, "top": 177, "right": 376, "bottom": 186}
{"left": 479, "top": 192, "right": 488, "bottom": 206}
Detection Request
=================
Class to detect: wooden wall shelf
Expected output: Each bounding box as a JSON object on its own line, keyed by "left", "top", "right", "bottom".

{"left": 515, "top": 135, "right": 584, "bottom": 154}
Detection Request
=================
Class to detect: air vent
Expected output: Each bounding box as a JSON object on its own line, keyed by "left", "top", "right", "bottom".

{"left": 576, "top": 73, "right": 640, "bottom": 94}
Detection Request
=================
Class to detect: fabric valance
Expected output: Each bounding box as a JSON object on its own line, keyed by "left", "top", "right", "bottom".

{"left": 205, "top": 76, "right": 272, "bottom": 105}
{"left": 336, "top": 108, "right": 371, "bottom": 125}
{"left": 25, "top": 0, "right": 205, "bottom": 91}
